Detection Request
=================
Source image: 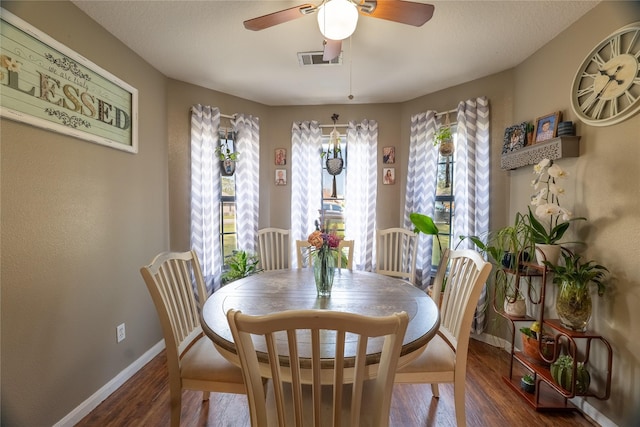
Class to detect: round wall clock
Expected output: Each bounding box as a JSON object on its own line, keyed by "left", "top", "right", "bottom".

{"left": 571, "top": 21, "right": 640, "bottom": 127}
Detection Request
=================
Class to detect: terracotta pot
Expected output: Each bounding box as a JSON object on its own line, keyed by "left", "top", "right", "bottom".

{"left": 521, "top": 333, "right": 555, "bottom": 365}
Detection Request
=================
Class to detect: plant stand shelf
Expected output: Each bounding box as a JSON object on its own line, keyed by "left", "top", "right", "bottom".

{"left": 495, "top": 251, "right": 612, "bottom": 411}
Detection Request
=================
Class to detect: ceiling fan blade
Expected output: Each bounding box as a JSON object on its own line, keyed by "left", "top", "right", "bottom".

{"left": 244, "top": 3, "right": 316, "bottom": 31}
{"left": 323, "top": 39, "right": 342, "bottom": 61}
{"left": 361, "top": 0, "right": 435, "bottom": 27}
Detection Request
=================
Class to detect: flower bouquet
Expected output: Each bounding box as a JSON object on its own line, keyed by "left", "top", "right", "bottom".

{"left": 308, "top": 230, "right": 341, "bottom": 297}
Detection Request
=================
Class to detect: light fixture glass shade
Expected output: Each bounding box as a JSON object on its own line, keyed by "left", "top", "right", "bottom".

{"left": 317, "top": 0, "right": 358, "bottom": 41}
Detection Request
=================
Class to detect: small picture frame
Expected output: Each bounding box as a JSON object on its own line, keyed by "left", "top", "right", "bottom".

{"left": 275, "top": 169, "right": 287, "bottom": 186}
{"left": 383, "top": 167, "right": 395, "bottom": 185}
{"left": 534, "top": 112, "right": 562, "bottom": 143}
{"left": 502, "top": 122, "right": 527, "bottom": 154}
{"left": 275, "top": 148, "right": 287, "bottom": 165}
{"left": 382, "top": 146, "right": 395, "bottom": 164}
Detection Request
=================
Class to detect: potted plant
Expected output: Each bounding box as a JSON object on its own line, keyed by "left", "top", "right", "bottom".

{"left": 221, "top": 250, "right": 260, "bottom": 285}
{"left": 519, "top": 322, "right": 556, "bottom": 365}
{"left": 550, "top": 354, "right": 590, "bottom": 394}
{"left": 434, "top": 125, "right": 454, "bottom": 156}
{"left": 520, "top": 374, "right": 535, "bottom": 393}
{"left": 215, "top": 139, "right": 240, "bottom": 176}
{"left": 527, "top": 159, "right": 585, "bottom": 265}
{"left": 543, "top": 251, "right": 608, "bottom": 331}
{"left": 465, "top": 213, "right": 533, "bottom": 317}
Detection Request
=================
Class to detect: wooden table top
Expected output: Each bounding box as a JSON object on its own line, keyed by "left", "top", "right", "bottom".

{"left": 201, "top": 269, "right": 440, "bottom": 368}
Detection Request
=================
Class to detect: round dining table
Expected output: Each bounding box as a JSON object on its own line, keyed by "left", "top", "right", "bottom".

{"left": 201, "top": 268, "right": 440, "bottom": 379}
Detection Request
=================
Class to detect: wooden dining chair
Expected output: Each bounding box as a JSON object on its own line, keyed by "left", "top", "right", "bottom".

{"left": 140, "top": 251, "right": 246, "bottom": 427}
{"left": 295, "top": 239, "right": 313, "bottom": 269}
{"left": 394, "top": 249, "right": 492, "bottom": 427}
{"left": 337, "top": 239, "right": 354, "bottom": 270}
{"left": 375, "top": 228, "right": 418, "bottom": 284}
{"left": 258, "top": 228, "right": 291, "bottom": 271}
{"left": 227, "top": 309, "right": 409, "bottom": 427}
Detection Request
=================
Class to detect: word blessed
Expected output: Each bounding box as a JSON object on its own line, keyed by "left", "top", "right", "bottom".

{"left": 1, "top": 60, "right": 130, "bottom": 131}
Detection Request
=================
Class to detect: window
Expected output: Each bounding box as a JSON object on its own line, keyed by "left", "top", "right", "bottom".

{"left": 432, "top": 126, "right": 456, "bottom": 266}
{"left": 219, "top": 130, "right": 237, "bottom": 259}
{"left": 320, "top": 132, "right": 347, "bottom": 236}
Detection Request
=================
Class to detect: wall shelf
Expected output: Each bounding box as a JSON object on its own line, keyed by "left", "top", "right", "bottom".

{"left": 501, "top": 136, "right": 580, "bottom": 170}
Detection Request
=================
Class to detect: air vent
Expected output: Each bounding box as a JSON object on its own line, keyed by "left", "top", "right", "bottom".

{"left": 297, "top": 51, "right": 342, "bottom": 66}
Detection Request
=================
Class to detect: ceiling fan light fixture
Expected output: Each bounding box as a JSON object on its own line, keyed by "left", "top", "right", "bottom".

{"left": 317, "top": 0, "right": 358, "bottom": 41}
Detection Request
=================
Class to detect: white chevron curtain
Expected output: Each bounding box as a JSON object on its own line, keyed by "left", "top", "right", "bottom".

{"left": 290, "top": 121, "right": 323, "bottom": 267}
{"left": 233, "top": 114, "right": 260, "bottom": 254}
{"left": 453, "top": 96, "right": 490, "bottom": 334}
{"left": 345, "top": 120, "right": 378, "bottom": 271}
{"left": 403, "top": 111, "right": 439, "bottom": 288}
{"left": 190, "top": 105, "right": 222, "bottom": 294}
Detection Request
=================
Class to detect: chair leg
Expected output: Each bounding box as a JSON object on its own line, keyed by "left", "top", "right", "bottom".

{"left": 169, "top": 387, "right": 182, "bottom": 427}
{"left": 202, "top": 391, "right": 210, "bottom": 401}
{"left": 453, "top": 376, "right": 467, "bottom": 427}
{"left": 430, "top": 383, "right": 439, "bottom": 398}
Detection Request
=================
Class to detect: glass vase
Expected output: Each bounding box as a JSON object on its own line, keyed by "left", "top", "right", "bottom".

{"left": 313, "top": 249, "right": 335, "bottom": 297}
{"left": 556, "top": 280, "right": 592, "bottom": 332}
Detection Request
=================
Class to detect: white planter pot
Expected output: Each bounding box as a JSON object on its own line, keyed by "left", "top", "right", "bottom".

{"left": 535, "top": 244, "right": 561, "bottom": 266}
{"left": 504, "top": 298, "right": 527, "bottom": 317}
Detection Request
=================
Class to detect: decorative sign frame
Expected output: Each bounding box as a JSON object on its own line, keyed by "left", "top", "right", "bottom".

{"left": 0, "top": 8, "right": 138, "bottom": 153}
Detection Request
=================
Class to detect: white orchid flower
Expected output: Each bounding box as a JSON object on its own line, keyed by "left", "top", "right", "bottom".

{"left": 549, "top": 183, "right": 564, "bottom": 196}
{"left": 559, "top": 208, "right": 573, "bottom": 221}
{"left": 548, "top": 164, "right": 567, "bottom": 179}
{"left": 534, "top": 159, "right": 551, "bottom": 174}
{"left": 535, "top": 203, "right": 561, "bottom": 219}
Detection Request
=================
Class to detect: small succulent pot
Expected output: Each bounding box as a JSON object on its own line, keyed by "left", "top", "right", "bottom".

{"left": 520, "top": 375, "right": 535, "bottom": 394}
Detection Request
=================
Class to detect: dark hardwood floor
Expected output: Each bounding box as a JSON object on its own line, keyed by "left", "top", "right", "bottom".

{"left": 77, "top": 339, "right": 596, "bottom": 426}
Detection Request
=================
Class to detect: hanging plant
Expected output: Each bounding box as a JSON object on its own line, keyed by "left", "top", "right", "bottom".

{"left": 321, "top": 113, "right": 344, "bottom": 197}
{"left": 215, "top": 132, "right": 240, "bottom": 176}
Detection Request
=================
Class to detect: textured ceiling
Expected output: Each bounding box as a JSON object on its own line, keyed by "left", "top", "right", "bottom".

{"left": 72, "top": 0, "right": 599, "bottom": 106}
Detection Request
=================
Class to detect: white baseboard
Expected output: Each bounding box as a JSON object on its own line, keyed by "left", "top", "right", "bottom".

{"left": 474, "top": 332, "right": 616, "bottom": 427}
{"left": 53, "top": 340, "right": 165, "bottom": 427}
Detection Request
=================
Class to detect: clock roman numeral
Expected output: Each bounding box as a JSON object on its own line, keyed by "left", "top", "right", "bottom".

{"left": 581, "top": 71, "right": 599, "bottom": 80}
{"left": 626, "top": 30, "right": 639, "bottom": 55}
{"left": 581, "top": 94, "right": 599, "bottom": 113}
{"left": 610, "top": 35, "right": 621, "bottom": 58}
{"left": 576, "top": 85, "right": 595, "bottom": 98}
{"left": 592, "top": 52, "right": 606, "bottom": 67}
{"left": 592, "top": 98, "right": 607, "bottom": 119}
{"left": 624, "top": 90, "right": 637, "bottom": 104}
{"left": 610, "top": 98, "right": 618, "bottom": 117}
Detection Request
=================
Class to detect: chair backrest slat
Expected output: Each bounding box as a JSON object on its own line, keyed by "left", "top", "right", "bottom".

{"left": 227, "top": 309, "right": 409, "bottom": 427}
{"left": 375, "top": 228, "right": 418, "bottom": 284}
{"left": 258, "top": 228, "right": 291, "bottom": 271}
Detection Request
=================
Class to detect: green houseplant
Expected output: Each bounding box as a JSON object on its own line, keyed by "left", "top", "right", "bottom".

{"left": 215, "top": 139, "right": 240, "bottom": 176}
{"left": 465, "top": 212, "right": 533, "bottom": 316}
{"left": 527, "top": 159, "right": 585, "bottom": 264}
{"left": 433, "top": 125, "right": 454, "bottom": 156}
{"left": 544, "top": 251, "right": 608, "bottom": 331}
{"left": 221, "top": 250, "right": 260, "bottom": 285}
{"left": 550, "top": 354, "right": 590, "bottom": 394}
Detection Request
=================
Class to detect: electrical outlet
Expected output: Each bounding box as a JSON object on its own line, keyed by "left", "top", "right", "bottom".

{"left": 117, "top": 323, "right": 126, "bottom": 343}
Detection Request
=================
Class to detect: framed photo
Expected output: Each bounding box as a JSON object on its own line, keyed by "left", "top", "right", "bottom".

{"left": 534, "top": 112, "right": 562, "bottom": 143}
{"left": 275, "top": 148, "right": 286, "bottom": 165}
{"left": 382, "top": 146, "right": 395, "bottom": 164}
{"left": 383, "top": 167, "right": 395, "bottom": 185}
{"left": 502, "top": 122, "right": 527, "bottom": 154}
{"left": 0, "top": 8, "right": 138, "bottom": 153}
{"left": 275, "top": 169, "right": 286, "bottom": 186}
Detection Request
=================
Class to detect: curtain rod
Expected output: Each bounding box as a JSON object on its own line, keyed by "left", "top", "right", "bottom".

{"left": 221, "top": 113, "right": 235, "bottom": 119}
{"left": 435, "top": 108, "right": 456, "bottom": 118}
{"left": 319, "top": 124, "right": 348, "bottom": 128}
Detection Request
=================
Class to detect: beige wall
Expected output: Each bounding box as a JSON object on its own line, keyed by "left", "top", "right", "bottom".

{"left": 510, "top": 3, "right": 640, "bottom": 424}
{"left": 2, "top": 1, "right": 639, "bottom": 426}
{"left": 1, "top": 1, "right": 169, "bottom": 425}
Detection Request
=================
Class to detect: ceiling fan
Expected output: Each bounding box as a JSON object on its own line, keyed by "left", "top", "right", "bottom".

{"left": 243, "top": 0, "right": 435, "bottom": 61}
